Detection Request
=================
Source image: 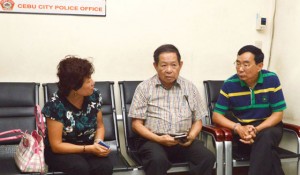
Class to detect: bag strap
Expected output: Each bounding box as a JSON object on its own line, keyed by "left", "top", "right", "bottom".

{"left": 35, "top": 105, "right": 45, "bottom": 137}
{"left": 0, "top": 129, "right": 23, "bottom": 141}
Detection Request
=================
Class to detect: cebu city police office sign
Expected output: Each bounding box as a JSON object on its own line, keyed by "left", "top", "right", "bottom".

{"left": 0, "top": 0, "right": 106, "bottom": 16}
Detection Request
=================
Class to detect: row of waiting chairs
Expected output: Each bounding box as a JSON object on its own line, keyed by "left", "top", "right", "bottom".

{"left": 0, "top": 81, "right": 223, "bottom": 175}
{"left": 0, "top": 81, "right": 300, "bottom": 175}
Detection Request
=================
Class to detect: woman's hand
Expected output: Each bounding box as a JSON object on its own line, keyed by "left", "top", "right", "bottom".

{"left": 87, "top": 142, "right": 111, "bottom": 157}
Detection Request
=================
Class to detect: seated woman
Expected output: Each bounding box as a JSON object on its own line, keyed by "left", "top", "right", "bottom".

{"left": 42, "top": 56, "right": 113, "bottom": 175}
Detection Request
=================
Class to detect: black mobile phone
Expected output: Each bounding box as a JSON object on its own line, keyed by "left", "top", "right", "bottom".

{"left": 98, "top": 140, "right": 110, "bottom": 149}
{"left": 174, "top": 134, "right": 188, "bottom": 143}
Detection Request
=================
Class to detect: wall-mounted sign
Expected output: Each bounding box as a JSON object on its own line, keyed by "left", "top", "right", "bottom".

{"left": 0, "top": 0, "right": 106, "bottom": 16}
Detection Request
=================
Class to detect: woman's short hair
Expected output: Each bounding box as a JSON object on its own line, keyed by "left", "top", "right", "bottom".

{"left": 57, "top": 55, "right": 94, "bottom": 96}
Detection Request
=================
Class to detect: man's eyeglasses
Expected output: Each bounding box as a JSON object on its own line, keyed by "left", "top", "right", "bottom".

{"left": 234, "top": 61, "right": 254, "bottom": 70}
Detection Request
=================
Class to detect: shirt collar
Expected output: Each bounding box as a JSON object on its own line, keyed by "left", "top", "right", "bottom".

{"left": 240, "top": 71, "right": 263, "bottom": 87}
{"left": 154, "top": 74, "right": 182, "bottom": 89}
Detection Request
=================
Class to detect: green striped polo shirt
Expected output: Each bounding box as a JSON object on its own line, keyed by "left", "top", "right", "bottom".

{"left": 214, "top": 70, "right": 286, "bottom": 123}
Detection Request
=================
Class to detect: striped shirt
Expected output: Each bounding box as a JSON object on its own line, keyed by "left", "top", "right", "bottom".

{"left": 214, "top": 70, "right": 286, "bottom": 123}
{"left": 129, "top": 75, "right": 207, "bottom": 135}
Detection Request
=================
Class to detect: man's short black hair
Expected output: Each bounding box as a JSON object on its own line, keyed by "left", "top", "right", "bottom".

{"left": 237, "top": 45, "right": 264, "bottom": 64}
{"left": 153, "top": 44, "right": 181, "bottom": 64}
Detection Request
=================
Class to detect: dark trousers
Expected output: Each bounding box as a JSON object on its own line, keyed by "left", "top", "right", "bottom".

{"left": 45, "top": 146, "right": 113, "bottom": 175}
{"left": 234, "top": 122, "right": 284, "bottom": 175}
{"left": 138, "top": 139, "right": 215, "bottom": 175}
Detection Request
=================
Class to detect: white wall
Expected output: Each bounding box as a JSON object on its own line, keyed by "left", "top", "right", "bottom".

{"left": 268, "top": 2, "right": 300, "bottom": 174}
{"left": 270, "top": 0, "right": 300, "bottom": 124}
{"left": 0, "top": 0, "right": 276, "bottom": 114}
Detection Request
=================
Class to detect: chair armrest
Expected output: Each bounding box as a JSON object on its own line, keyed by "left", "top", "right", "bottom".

{"left": 202, "top": 125, "right": 224, "bottom": 142}
{"left": 220, "top": 128, "right": 233, "bottom": 141}
{"left": 283, "top": 122, "right": 300, "bottom": 138}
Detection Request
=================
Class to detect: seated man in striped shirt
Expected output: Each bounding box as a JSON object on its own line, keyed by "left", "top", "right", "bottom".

{"left": 129, "top": 44, "right": 215, "bottom": 175}
{"left": 213, "top": 45, "right": 286, "bottom": 175}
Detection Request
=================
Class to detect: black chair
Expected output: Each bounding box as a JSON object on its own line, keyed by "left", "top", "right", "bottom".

{"left": 203, "top": 80, "right": 300, "bottom": 175}
{"left": 43, "top": 82, "right": 130, "bottom": 172}
{"left": 118, "top": 81, "right": 225, "bottom": 175}
{"left": 0, "top": 82, "right": 40, "bottom": 175}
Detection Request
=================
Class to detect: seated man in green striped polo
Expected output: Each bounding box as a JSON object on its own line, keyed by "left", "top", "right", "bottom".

{"left": 212, "top": 45, "right": 286, "bottom": 175}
